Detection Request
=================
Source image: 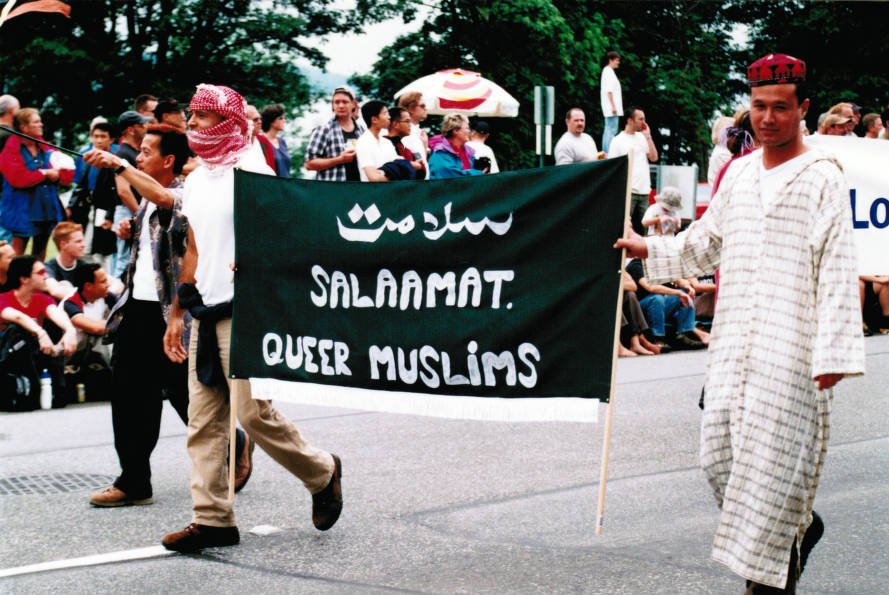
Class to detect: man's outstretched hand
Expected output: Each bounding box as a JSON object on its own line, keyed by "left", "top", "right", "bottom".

{"left": 613, "top": 226, "right": 648, "bottom": 259}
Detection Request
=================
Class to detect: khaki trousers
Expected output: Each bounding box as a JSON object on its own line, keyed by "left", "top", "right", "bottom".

{"left": 187, "top": 318, "right": 333, "bottom": 527}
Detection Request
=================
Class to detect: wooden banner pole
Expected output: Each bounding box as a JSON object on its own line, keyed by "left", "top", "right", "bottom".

{"left": 227, "top": 380, "right": 239, "bottom": 502}
{"left": 596, "top": 152, "right": 634, "bottom": 535}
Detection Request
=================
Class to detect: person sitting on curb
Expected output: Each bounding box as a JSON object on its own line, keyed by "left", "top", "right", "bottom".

{"left": 625, "top": 257, "right": 705, "bottom": 350}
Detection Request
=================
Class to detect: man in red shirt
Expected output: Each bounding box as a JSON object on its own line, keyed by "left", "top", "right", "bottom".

{"left": 0, "top": 255, "right": 76, "bottom": 355}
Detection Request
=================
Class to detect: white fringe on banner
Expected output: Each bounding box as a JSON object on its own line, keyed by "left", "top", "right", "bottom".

{"left": 248, "top": 378, "right": 599, "bottom": 423}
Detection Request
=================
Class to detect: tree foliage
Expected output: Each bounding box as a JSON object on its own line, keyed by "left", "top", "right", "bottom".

{"left": 353, "top": 0, "right": 741, "bottom": 171}
{"left": 0, "top": 0, "right": 411, "bottom": 144}
{"left": 354, "top": 1, "right": 887, "bottom": 173}
{"left": 727, "top": 0, "right": 888, "bottom": 131}
{"left": 353, "top": 0, "right": 614, "bottom": 170}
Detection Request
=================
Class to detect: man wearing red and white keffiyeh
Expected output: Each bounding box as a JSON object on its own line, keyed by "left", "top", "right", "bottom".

{"left": 185, "top": 84, "right": 252, "bottom": 168}
{"left": 160, "top": 84, "right": 343, "bottom": 554}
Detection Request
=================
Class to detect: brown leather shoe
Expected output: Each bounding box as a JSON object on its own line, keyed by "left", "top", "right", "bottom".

{"left": 89, "top": 486, "right": 153, "bottom": 507}
{"left": 161, "top": 523, "right": 239, "bottom": 552}
{"left": 312, "top": 454, "right": 342, "bottom": 531}
{"left": 234, "top": 432, "right": 255, "bottom": 493}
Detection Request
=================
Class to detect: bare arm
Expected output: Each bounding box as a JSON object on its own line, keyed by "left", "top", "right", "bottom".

{"left": 305, "top": 150, "right": 355, "bottom": 172}
{"left": 114, "top": 175, "right": 139, "bottom": 213}
{"left": 44, "top": 278, "right": 76, "bottom": 301}
{"left": 687, "top": 276, "right": 716, "bottom": 294}
{"left": 362, "top": 166, "right": 389, "bottom": 183}
{"left": 70, "top": 312, "right": 105, "bottom": 336}
{"left": 638, "top": 276, "right": 695, "bottom": 308}
{"left": 622, "top": 271, "right": 637, "bottom": 292}
{"left": 675, "top": 278, "right": 696, "bottom": 297}
{"left": 84, "top": 149, "right": 176, "bottom": 210}
{"left": 120, "top": 167, "right": 174, "bottom": 209}
{"left": 163, "top": 226, "right": 197, "bottom": 363}
{"left": 1, "top": 307, "right": 55, "bottom": 354}
{"left": 640, "top": 122, "right": 658, "bottom": 162}
{"left": 641, "top": 213, "right": 660, "bottom": 228}
{"left": 44, "top": 304, "right": 78, "bottom": 355}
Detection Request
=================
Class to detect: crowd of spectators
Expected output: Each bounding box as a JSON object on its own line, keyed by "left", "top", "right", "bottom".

{"left": 697, "top": 97, "right": 889, "bottom": 345}
{"left": 1, "top": 78, "right": 887, "bottom": 404}
{"left": 0, "top": 92, "right": 285, "bottom": 407}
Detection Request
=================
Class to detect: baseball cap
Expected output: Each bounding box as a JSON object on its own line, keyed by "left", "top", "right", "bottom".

{"left": 332, "top": 86, "right": 356, "bottom": 101}
{"left": 118, "top": 110, "right": 151, "bottom": 128}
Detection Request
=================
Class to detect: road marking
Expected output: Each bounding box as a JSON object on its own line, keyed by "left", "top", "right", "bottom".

{"left": 0, "top": 528, "right": 282, "bottom": 578}
{"left": 0, "top": 545, "right": 173, "bottom": 578}
{"left": 249, "top": 524, "right": 283, "bottom": 536}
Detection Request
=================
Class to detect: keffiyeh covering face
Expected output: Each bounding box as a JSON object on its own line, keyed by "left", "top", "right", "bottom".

{"left": 187, "top": 84, "right": 250, "bottom": 167}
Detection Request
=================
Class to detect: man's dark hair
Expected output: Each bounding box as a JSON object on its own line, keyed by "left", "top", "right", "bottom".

{"left": 624, "top": 107, "right": 641, "bottom": 126}
{"left": 72, "top": 262, "right": 102, "bottom": 293}
{"left": 606, "top": 51, "right": 620, "bottom": 62}
{"left": 260, "top": 103, "right": 285, "bottom": 132}
{"left": 153, "top": 98, "right": 183, "bottom": 121}
{"left": 361, "top": 100, "right": 387, "bottom": 127}
{"left": 472, "top": 120, "right": 490, "bottom": 135}
{"left": 565, "top": 107, "right": 584, "bottom": 120}
{"left": 389, "top": 106, "right": 406, "bottom": 123}
{"left": 789, "top": 83, "right": 809, "bottom": 107}
{"left": 133, "top": 94, "right": 157, "bottom": 112}
{"left": 881, "top": 108, "right": 889, "bottom": 128}
{"left": 7, "top": 255, "right": 37, "bottom": 290}
{"left": 145, "top": 123, "right": 192, "bottom": 175}
{"left": 90, "top": 121, "right": 113, "bottom": 135}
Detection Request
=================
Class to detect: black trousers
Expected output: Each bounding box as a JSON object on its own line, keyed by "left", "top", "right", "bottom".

{"left": 110, "top": 299, "right": 245, "bottom": 497}
{"left": 111, "top": 299, "right": 189, "bottom": 498}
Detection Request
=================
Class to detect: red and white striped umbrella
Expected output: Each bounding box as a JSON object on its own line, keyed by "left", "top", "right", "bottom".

{"left": 393, "top": 68, "right": 520, "bottom": 117}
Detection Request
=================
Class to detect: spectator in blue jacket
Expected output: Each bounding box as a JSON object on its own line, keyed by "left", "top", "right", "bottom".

{"left": 429, "top": 113, "right": 487, "bottom": 179}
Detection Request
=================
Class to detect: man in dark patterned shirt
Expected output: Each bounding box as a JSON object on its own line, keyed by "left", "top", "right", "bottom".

{"left": 82, "top": 124, "right": 253, "bottom": 507}
{"left": 304, "top": 86, "right": 365, "bottom": 181}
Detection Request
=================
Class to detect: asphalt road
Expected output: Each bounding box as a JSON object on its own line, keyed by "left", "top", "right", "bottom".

{"left": 1, "top": 335, "right": 886, "bottom": 594}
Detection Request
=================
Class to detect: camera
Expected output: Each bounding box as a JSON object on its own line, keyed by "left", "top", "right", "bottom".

{"left": 473, "top": 156, "right": 491, "bottom": 171}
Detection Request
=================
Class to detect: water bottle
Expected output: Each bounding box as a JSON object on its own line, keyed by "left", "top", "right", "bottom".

{"left": 40, "top": 369, "right": 53, "bottom": 410}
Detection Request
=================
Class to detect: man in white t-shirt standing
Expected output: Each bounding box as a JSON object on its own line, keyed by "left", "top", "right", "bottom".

{"left": 466, "top": 120, "right": 499, "bottom": 173}
{"left": 355, "top": 100, "right": 399, "bottom": 182}
{"left": 600, "top": 51, "right": 623, "bottom": 154}
{"left": 554, "top": 108, "right": 600, "bottom": 165}
{"left": 607, "top": 107, "right": 658, "bottom": 235}
{"left": 161, "top": 84, "right": 342, "bottom": 553}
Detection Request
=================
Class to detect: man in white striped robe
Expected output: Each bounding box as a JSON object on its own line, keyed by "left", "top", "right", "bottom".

{"left": 615, "top": 53, "right": 865, "bottom": 593}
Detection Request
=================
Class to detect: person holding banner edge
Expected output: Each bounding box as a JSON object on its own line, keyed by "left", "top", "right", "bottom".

{"left": 615, "top": 53, "right": 864, "bottom": 593}
{"left": 161, "top": 84, "right": 342, "bottom": 553}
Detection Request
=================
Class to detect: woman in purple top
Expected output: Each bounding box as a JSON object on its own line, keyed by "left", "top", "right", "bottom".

{"left": 261, "top": 103, "right": 292, "bottom": 177}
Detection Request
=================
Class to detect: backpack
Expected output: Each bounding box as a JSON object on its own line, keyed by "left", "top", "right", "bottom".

{"left": 63, "top": 343, "right": 112, "bottom": 403}
{"left": 0, "top": 324, "right": 40, "bottom": 412}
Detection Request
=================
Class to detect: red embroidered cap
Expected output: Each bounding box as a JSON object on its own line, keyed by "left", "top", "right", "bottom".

{"left": 747, "top": 53, "right": 806, "bottom": 87}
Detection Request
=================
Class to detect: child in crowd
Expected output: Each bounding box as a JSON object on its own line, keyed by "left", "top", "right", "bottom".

{"left": 641, "top": 186, "right": 682, "bottom": 236}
